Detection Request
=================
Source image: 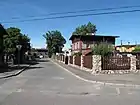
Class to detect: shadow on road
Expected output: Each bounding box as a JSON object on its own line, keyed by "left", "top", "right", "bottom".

{"left": 36, "top": 59, "right": 50, "bottom": 62}
{"left": 0, "top": 65, "right": 29, "bottom": 73}
{"left": 0, "top": 58, "right": 48, "bottom": 73}
{"left": 25, "top": 61, "right": 39, "bottom": 65}
{"left": 26, "top": 66, "right": 43, "bottom": 70}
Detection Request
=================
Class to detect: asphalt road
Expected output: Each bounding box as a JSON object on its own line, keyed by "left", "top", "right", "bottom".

{"left": 0, "top": 59, "right": 140, "bottom": 105}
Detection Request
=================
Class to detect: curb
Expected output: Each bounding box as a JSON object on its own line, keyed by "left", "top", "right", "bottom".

{"left": 51, "top": 59, "right": 140, "bottom": 88}
{"left": 0, "top": 65, "right": 30, "bottom": 79}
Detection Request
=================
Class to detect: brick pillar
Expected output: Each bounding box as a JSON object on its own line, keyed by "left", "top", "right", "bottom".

{"left": 73, "top": 56, "right": 75, "bottom": 66}
{"left": 81, "top": 55, "right": 84, "bottom": 69}
{"left": 130, "top": 55, "right": 136, "bottom": 72}
{"left": 92, "top": 55, "right": 101, "bottom": 74}
{"left": 68, "top": 56, "right": 70, "bottom": 65}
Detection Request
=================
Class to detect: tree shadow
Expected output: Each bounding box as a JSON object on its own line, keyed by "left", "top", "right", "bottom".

{"left": 26, "top": 66, "right": 44, "bottom": 70}
{"left": 36, "top": 59, "right": 50, "bottom": 62}
{"left": 0, "top": 59, "right": 48, "bottom": 73}
{"left": 0, "top": 65, "right": 28, "bottom": 73}
{"left": 25, "top": 61, "right": 39, "bottom": 65}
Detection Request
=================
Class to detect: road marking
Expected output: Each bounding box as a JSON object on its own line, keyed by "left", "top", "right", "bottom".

{"left": 16, "top": 88, "right": 24, "bottom": 92}
{"left": 116, "top": 88, "right": 120, "bottom": 95}
{"left": 52, "top": 77, "right": 64, "bottom": 80}
{"left": 51, "top": 59, "right": 140, "bottom": 88}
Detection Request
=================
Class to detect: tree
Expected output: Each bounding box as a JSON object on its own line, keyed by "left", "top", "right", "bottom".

{"left": 132, "top": 46, "right": 140, "bottom": 52}
{"left": 92, "top": 43, "right": 114, "bottom": 56}
{"left": 43, "top": 30, "right": 66, "bottom": 58}
{"left": 4, "top": 27, "right": 30, "bottom": 63}
{"left": 73, "top": 22, "right": 97, "bottom": 35}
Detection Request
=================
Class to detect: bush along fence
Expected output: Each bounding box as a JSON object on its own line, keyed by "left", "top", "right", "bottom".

{"left": 55, "top": 54, "right": 140, "bottom": 74}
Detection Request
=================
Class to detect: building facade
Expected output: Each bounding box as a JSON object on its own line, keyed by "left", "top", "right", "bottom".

{"left": 69, "top": 34, "right": 119, "bottom": 55}
{"left": 116, "top": 45, "right": 137, "bottom": 52}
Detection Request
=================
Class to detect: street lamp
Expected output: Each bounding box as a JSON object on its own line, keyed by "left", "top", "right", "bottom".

{"left": 16, "top": 45, "right": 22, "bottom": 67}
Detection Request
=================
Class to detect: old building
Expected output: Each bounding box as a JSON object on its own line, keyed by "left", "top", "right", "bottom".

{"left": 116, "top": 45, "right": 138, "bottom": 52}
{"left": 69, "top": 34, "right": 119, "bottom": 55}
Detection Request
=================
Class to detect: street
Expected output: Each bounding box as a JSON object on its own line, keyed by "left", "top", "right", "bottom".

{"left": 0, "top": 59, "right": 140, "bottom": 105}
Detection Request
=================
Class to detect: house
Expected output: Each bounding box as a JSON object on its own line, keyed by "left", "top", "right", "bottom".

{"left": 116, "top": 45, "right": 137, "bottom": 52}
{"left": 35, "top": 48, "right": 48, "bottom": 58}
{"left": 0, "top": 24, "right": 8, "bottom": 66}
{"left": 69, "top": 34, "right": 119, "bottom": 55}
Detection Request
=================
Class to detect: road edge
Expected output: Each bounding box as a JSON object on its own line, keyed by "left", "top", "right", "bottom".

{"left": 51, "top": 59, "right": 140, "bottom": 88}
{"left": 0, "top": 65, "right": 30, "bottom": 79}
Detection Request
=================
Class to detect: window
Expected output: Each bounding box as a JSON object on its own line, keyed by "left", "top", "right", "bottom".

{"left": 72, "top": 44, "right": 74, "bottom": 50}
{"left": 74, "top": 43, "right": 76, "bottom": 49}
{"left": 82, "top": 43, "right": 86, "bottom": 49}
{"left": 86, "top": 44, "right": 90, "bottom": 48}
{"left": 77, "top": 42, "right": 79, "bottom": 49}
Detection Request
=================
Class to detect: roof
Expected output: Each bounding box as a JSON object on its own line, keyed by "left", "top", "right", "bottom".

{"left": 69, "top": 34, "right": 119, "bottom": 40}
{"left": 83, "top": 50, "right": 92, "bottom": 55}
{"left": 116, "top": 45, "right": 138, "bottom": 47}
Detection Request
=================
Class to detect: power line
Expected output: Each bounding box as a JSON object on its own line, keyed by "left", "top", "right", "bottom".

{"left": 10, "top": 5, "right": 140, "bottom": 20}
{"left": 2, "top": 9, "right": 140, "bottom": 24}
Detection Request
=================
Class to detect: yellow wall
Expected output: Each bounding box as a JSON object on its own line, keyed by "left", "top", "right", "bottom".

{"left": 116, "top": 46, "right": 135, "bottom": 52}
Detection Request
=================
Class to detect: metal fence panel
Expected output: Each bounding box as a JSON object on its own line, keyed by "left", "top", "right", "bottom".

{"left": 83, "top": 55, "right": 93, "bottom": 69}
{"left": 102, "top": 56, "right": 130, "bottom": 70}
{"left": 75, "top": 56, "right": 81, "bottom": 66}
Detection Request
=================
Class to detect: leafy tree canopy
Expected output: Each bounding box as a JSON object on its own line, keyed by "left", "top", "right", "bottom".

{"left": 43, "top": 30, "right": 66, "bottom": 57}
{"left": 72, "top": 22, "right": 97, "bottom": 35}
{"left": 132, "top": 45, "right": 140, "bottom": 52}
{"left": 4, "top": 27, "right": 30, "bottom": 54}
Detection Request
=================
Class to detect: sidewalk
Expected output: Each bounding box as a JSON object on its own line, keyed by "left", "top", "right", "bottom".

{"left": 54, "top": 60, "right": 140, "bottom": 85}
{"left": 0, "top": 64, "right": 30, "bottom": 79}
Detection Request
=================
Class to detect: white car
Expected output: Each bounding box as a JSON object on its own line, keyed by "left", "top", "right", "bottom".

{"left": 39, "top": 55, "right": 43, "bottom": 59}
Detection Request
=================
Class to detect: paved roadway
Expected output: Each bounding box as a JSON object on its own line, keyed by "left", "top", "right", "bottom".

{"left": 0, "top": 59, "right": 140, "bottom": 105}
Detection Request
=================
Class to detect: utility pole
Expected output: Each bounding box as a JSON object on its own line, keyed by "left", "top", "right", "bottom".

{"left": 135, "top": 41, "right": 137, "bottom": 45}
{"left": 121, "top": 40, "right": 123, "bottom": 46}
{"left": 16, "top": 45, "right": 22, "bottom": 68}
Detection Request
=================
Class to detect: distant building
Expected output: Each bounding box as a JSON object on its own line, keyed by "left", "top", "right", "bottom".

{"left": 35, "top": 48, "right": 48, "bottom": 58}
{"left": 116, "top": 45, "right": 137, "bottom": 52}
{"left": 69, "top": 34, "right": 119, "bottom": 55}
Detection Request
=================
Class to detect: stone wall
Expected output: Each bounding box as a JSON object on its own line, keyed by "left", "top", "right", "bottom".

{"left": 91, "top": 55, "right": 101, "bottom": 74}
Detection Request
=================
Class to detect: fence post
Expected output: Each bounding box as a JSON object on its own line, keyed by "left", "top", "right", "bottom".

{"left": 63, "top": 55, "right": 65, "bottom": 63}
{"left": 81, "top": 55, "right": 84, "bottom": 69}
{"left": 62, "top": 55, "right": 64, "bottom": 63}
{"left": 68, "top": 56, "right": 70, "bottom": 65}
{"left": 92, "top": 55, "right": 101, "bottom": 74}
{"left": 130, "top": 55, "right": 136, "bottom": 72}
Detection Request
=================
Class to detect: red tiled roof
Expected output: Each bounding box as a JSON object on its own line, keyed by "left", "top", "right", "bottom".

{"left": 83, "top": 50, "right": 92, "bottom": 55}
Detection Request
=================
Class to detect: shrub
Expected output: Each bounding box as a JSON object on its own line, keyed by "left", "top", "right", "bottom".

{"left": 92, "top": 43, "right": 113, "bottom": 56}
{"left": 132, "top": 46, "right": 140, "bottom": 52}
{"left": 73, "top": 52, "right": 82, "bottom": 56}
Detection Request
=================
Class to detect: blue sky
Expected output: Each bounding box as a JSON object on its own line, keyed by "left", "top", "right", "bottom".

{"left": 1, "top": 0, "right": 140, "bottom": 49}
